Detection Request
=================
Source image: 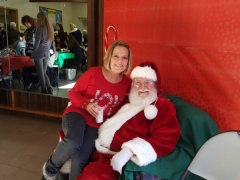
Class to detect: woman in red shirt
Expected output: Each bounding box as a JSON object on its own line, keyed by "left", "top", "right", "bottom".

{"left": 42, "top": 40, "right": 133, "bottom": 180}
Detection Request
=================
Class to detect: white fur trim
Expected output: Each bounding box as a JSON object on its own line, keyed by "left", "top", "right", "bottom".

{"left": 130, "top": 66, "right": 157, "bottom": 81}
{"left": 122, "top": 137, "right": 157, "bottom": 166}
{"left": 70, "top": 28, "right": 78, "bottom": 33}
{"left": 96, "top": 92, "right": 157, "bottom": 154}
{"left": 144, "top": 105, "right": 158, "bottom": 120}
{"left": 95, "top": 139, "right": 116, "bottom": 155}
{"left": 60, "top": 159, "right": 72, "bottom": 174}
{"left": 96, "top": 103, "right": 146, "bottom": 153}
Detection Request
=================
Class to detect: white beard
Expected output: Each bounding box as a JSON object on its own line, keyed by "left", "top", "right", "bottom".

{"left": 96, "top": 87, "right": 158, "bottom": 153}
{"left": 129, "top": 88, "right": 158, "bottom": 107}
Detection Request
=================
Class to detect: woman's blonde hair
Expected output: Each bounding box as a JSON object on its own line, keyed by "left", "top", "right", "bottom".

{"left": 69, "top": 23, "right": 77, "bottom": 30}
{"left": 37, "top": 11, "right": 54, "bottom": 41}
{"left": 103, "top": 40, "right": 132, "bottom": 74}
{"left": 82, "top": 29, "right": 87, "bottom": 34}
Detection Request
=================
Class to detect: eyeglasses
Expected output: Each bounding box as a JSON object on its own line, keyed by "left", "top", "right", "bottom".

{"left": 133, "top": 80, "right": 155, "bottom": 88}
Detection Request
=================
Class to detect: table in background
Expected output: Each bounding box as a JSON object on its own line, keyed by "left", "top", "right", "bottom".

{"left": 1, "top": 56, "right": 34, "bottom": 75}
{"left": 54, "top": 52, "right": 75, "bottom": 69}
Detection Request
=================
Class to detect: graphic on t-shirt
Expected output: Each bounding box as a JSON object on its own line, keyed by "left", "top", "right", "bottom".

{"left": 90, "top": 90, "right": 121, "bottom": 116}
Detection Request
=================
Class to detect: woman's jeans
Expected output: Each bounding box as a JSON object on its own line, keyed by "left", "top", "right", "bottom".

{"left": 45, "top": 112, "right": 98, "bottom": 180}
{"left": 34, "top": 58, "right": 51, "bottom": 88}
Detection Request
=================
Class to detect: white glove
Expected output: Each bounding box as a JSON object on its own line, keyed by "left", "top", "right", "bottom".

{"left": 110, "top": 148, "right": 133, "bottom": 174}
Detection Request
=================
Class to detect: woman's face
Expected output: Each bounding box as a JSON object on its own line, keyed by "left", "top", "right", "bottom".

{"left": 24, "top": 22, "right": 32, "bottom": 29}
{"left": 110, "top": 46, "right": 129, "bottom": 74}
{"left": 55, "top": 37, "right": 60, "bottom": 43}
{"left": 57, "top": 25, "right": 60, "bottom": 31}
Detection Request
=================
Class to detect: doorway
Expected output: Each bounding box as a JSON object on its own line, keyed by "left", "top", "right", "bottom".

{"left": 0, "top": 7, "right": 18, "bottom": 30}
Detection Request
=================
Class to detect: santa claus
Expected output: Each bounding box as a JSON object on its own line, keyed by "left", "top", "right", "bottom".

{"left": 77, "top": 61, "right": 180, "bottom": 180}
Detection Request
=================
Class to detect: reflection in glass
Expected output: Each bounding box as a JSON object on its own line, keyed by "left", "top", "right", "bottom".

{"left": 0, "top": 1, "right": 88, "bottom": 98}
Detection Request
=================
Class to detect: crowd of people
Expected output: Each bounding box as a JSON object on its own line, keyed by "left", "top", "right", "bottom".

{"left": 0, "top": 13, "right": 88, "bottom": 94}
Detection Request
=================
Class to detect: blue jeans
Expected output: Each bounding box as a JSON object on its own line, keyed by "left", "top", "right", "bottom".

{"left": 34, "top": 57, "right": 51, "bottom": 88}
{"left": 45, "top": 112, "right": 98, "bottom": 180}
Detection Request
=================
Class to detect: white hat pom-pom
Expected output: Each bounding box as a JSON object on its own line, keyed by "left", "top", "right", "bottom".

{"left": 144, "top": 105, "right": 158, "bottom": 120}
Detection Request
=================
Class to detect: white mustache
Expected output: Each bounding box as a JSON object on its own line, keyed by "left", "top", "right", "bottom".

{"left": 138, "top": 89, "right": 152, "bottom": 93}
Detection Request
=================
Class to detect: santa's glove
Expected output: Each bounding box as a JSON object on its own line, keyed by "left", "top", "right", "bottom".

{"left": 110, "top": 148, "right": 133, "bottom": 174}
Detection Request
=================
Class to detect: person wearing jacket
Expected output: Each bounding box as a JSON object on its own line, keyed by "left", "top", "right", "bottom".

{"left": 13, "top": 33, "right": 26, "bottom": 56}
{"left": 4, "top": 22, "right": 20, "bottom": 46}
{"left": 30, "top": 11, "right": 55, "bottom": 94}
{"left": 56, "top": 23, "right": 67, "bottom": 45}
{"left": 0, "top": 22, "right": 6, "bottom": 50}
{"left": 21, "top": 15, "right": 39, "bottom": 90}
{"left": 62, "top": 34, "right": 85, "bottom": 68}
{"left": 69, "top": 23, "right": 82, "bottom": 45}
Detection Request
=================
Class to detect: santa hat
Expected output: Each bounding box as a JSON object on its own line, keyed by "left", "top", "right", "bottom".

{"left": 130, "top": 61, "right": 162, "bottom": 94}
{"left": 130, "top": 61, "right": 162, "bottom": 120}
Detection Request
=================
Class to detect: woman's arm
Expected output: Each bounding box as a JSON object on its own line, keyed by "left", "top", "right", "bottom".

{"left": 62, "top": 48, "right": 70, "bottom": 52}
{"left": 68, "top": 68, "right": 93, "bottom": 108}
{"left": 31, "top": 28, "right": 42, "bottom": 59}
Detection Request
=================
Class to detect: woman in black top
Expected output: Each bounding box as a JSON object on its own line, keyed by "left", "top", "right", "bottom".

{"left": 0, "top": 23, "right": 6, "bottom": 50}
{"left": 69, "top": 23, "right": 82, "bottom": 45}
{"left": 56, "top": 24, "right": 66, "bottom": 45}
{"left": 62, "top": 34, "right": 85, "bottom": 68}
{"left": 21, "top": 15, "right": 38, "bottom": 90}
{"left": 55, "top": 35, "right": 67, "bottom": 51}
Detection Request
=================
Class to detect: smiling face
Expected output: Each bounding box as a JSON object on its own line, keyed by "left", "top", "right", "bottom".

{"left": 132, "top": 77, "right": 156, "bottom": 98}
{"left": 110, "top": 46, "right": 129, "bottom": 74}
{"left": 129, "top": 77, "right": 157, "bottom": 106}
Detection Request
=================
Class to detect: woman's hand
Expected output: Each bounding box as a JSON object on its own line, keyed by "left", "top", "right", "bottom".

{"left": 62, "top": 48, "right": 69, "bottom": 52}
{"left": 86, "top": 103, "right": 102, "bottom": 118}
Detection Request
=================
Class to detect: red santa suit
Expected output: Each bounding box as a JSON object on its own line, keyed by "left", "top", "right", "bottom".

{"left": 77, "top": 61, "right": 181, "bottom": 180}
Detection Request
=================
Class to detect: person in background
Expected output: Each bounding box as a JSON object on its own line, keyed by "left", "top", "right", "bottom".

{"left": 82, "top": 29, "right": 87, "bottom": 48}
{"left": 13, "top": 33, "right": 26, "bottom": 56}
{"left": 55, "top": 35, "right": 67, "bottom": 51}
{"left": 31, "top": 11, "right": 55, "bottom": 95}
{"left": 0, "top": 22, "right": 6, "bottom": 50}
{"left": 22, "top": 15, "right": 36, "bottom": 56}
{"left": 21, "top": 15, "right": 38, "bottom": 90}
{"left": 11, "top": 33, "right": 26, "bottom": 83}
{"left": 77, "top": 61, "right": 181, "bottom": 179}
{"left": 69, "top": 23, "right": 82, "bottom": 45}
{"left": 4, "top": 22, "right": 20, "bottom": 46}
{"left": 62, "top": 34, "right": 85, "bottom": 68}
{"left": 56, "top": 24, "right": 67, "bottom": 45}
{"left": 42, "top": 40, "right": 133, "bottom": 180}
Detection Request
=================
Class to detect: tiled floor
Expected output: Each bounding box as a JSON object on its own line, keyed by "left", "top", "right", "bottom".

{"left": 0, "top": 109, "right": 62, "bottom": 180}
